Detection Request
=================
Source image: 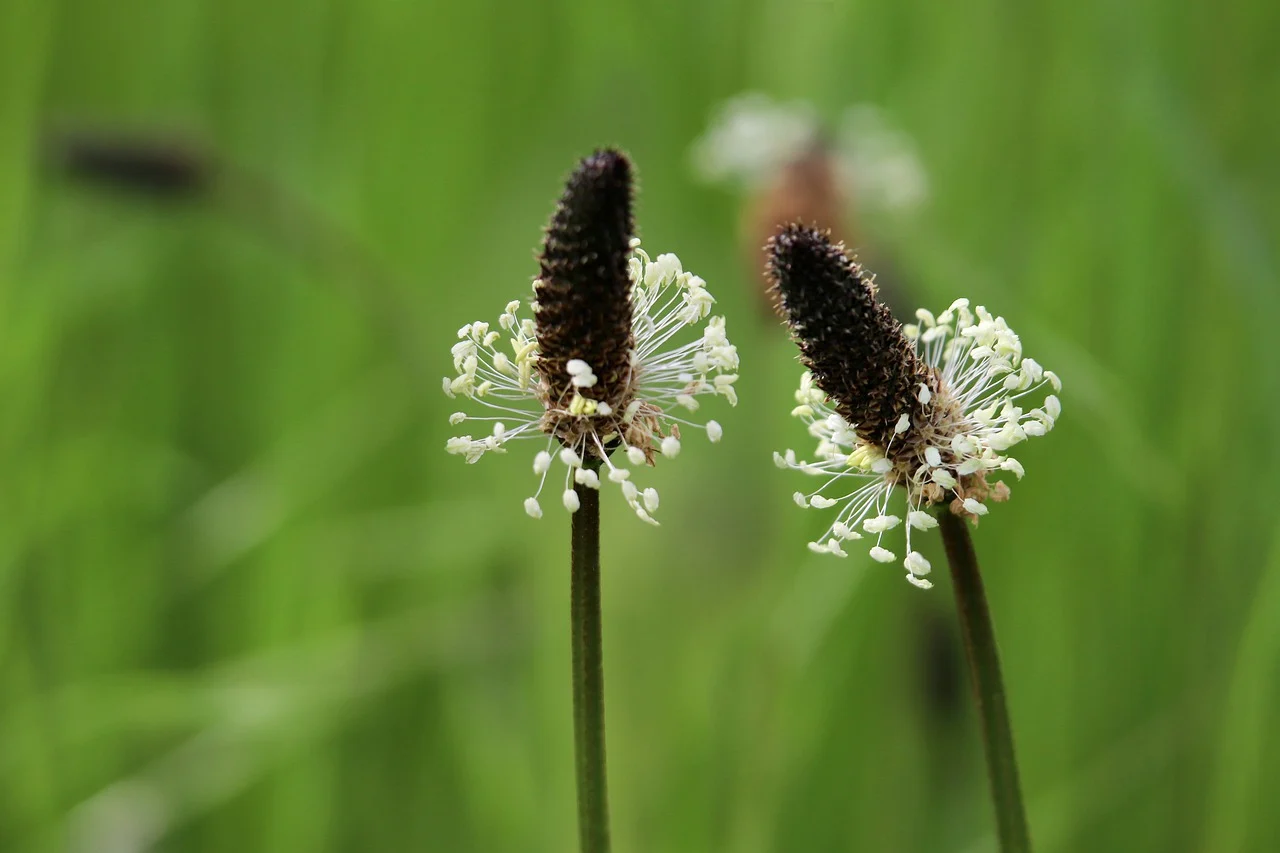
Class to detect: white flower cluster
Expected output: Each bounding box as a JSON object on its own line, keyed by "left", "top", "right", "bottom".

{"left": 689, "top": 93, "right": 819, "bottom": 189}
{"left": 445, "top": 240, "right": 738, "bottom": 524}
{"left": 689, "top": 93, "right": 929, "bottom": 214}
{"left": 776, "top": 299, "right": 1060, "bottom": 588}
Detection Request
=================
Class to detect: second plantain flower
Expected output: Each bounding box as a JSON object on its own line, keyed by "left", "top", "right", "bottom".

{"left": 769, "top": 225, "right": 1060, "bottom": 588}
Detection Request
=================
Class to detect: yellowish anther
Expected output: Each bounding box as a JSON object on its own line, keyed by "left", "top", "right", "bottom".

{"left": 846, "top": 445, "right": 870, "bottom": 470}
{"left": 568, "top": 394, "right": 599, "bottom": 417}
{"left": 513, "top": 339, "right": 538, "bottom": 362}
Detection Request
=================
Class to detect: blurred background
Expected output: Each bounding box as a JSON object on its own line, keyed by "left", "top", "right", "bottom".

{"left": 2, "top": 0, "right": 1278, "bottom": 850}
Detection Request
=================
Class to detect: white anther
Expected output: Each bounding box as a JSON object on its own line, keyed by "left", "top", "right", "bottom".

{"left": 1000, "top": 458, "right": 1025, "bottom": 479}
{"left": 863, "top": 515, "right": 901, "bottom": 534}
{"left": 908, "top": 511, "right": 938, "bottom": 531}
{"left": 931, "top": 469, "right": 958, "bottom": 489}
{"left": 642, "top": 488, "right": 660, "bottom": 513}
{"left": 904, "top": 552, "right": 932, "bottom": 576}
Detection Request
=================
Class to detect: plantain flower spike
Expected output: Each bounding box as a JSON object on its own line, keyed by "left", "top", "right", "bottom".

{"left": 768, "top": 225, "right": 1060, "bottom": 588}
{"left": 445, "top": 150, "right": 738, "bottom": 523}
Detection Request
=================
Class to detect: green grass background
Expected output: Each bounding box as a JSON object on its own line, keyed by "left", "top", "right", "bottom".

{"left": 2, "top": 0, "right": 1278, "bottom": 850}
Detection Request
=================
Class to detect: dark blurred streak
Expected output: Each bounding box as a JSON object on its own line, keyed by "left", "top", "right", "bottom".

{"left": 44, "top": 126, "right": 431, "bottom": 386}
{"left": 918, "top": 606, "right": 964, "bottom": 723}
{"left": 48, "top": 131, "right": 217, "bottom": 201}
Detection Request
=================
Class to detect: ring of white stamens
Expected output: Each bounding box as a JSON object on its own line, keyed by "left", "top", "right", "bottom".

{"left": 779, "top": 298, "right": 1060, "bottom": 587}
{"left": 445, "top": 241, "right": 738, "bottom": 523}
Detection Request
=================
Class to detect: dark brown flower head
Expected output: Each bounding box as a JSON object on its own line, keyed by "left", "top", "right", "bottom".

{"left": 534, "top": 149, "right": 636, "bottom": 422}
{"left": 767, "top": 224, "right": 944, "bottom": 458}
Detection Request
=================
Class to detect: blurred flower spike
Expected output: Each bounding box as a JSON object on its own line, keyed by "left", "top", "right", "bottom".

{"left": 769, "top": 226, "right": 1060, "bottom": 588}
{"left": 444, "top": 150, "right": 739, "bottom": 524}
{"left": 690, "top": 92, "right": 929, "bottom": 215}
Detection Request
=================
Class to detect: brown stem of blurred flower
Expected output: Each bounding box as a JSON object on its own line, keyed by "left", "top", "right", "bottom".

{"left": 570, "top": 461, "right": 611, "bottom": 853}
{"left": 938, "top": 510, "right": 1032, "bottom": 853}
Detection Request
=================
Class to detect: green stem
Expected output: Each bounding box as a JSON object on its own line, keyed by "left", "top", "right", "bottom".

{"left": 938, "top": 511, "right": 1032, "bottom": 853}
{"left": 570, "top": 466, "right": 611, "bottom": 853}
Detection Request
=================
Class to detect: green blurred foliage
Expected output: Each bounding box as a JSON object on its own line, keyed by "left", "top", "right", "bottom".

{"left": 1, "top": 0, "right": 1278, "bottom": 850}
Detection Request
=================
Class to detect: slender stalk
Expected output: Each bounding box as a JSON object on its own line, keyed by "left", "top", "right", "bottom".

{"left": 570, "top": 464, "right": 611, "bottom": 853}
{"left": 938, "top": 510, "right": 1032, "bottom": 853}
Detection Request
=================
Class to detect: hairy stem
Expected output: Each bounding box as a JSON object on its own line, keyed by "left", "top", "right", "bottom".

{"left": 938, "top": 510, "right": 1032, "bottom": 852}
{"left": 570, "top": 467, "right": 611, "bottom": 852}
